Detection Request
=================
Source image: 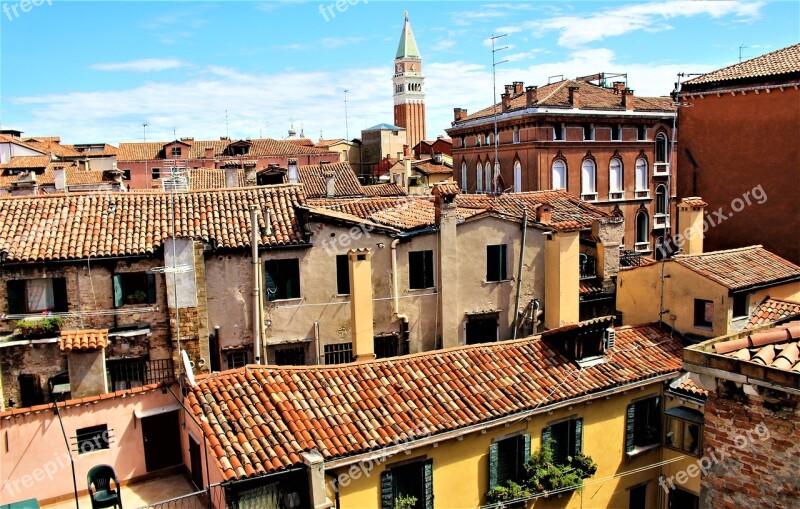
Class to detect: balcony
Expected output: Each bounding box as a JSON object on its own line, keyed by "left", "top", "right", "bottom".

{"left": 107, "top": 358, "right": 175, "bottom": 392}
{"left": 579, "top": 254, "right": 597, "bottom": 280}
{"left": 653, "top": 163, "right": 669, "bottom": 176}
{"left": 653, "top": 213, "right": 670, "bottom": 229}
{"left": 620, "top": 250, "right": 645, "bottom": 268}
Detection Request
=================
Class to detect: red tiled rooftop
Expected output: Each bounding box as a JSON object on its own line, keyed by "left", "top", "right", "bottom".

{"left": 188, "top": 323, "right": 683, "bottom": 480}
{"left": 297, "top": 162, "right": 363, "bottom": 198}
{"left": 668, "top": 374, "right": 708, "bottom": 400}
{"left": 186, "top": 168, "right": 246, "bottom": 190}
{"left": 60, "top": 329, "right": 109, "bottom": 352}
{"left": 672, "top": 245, "right": 800, "bottom": 291}
{"left": 118, "top": 138, "right": 329, "bottom": 161}
{"left": 712, "top": 321, "right": 800, "bottom": 373}
{"left": 746, "top": 298, "right": 800, "bottom": 329}
{"left": 413, "top": 159, "right": 453, "bottom": 176}
{"left": 680, "top": 197, "right": 708, "bottom": 208}
{"left": 683, "top": 43, "right": 800, "bottom": 88}
{"left": 361, "top": 183, "right": 407, "bottom": 197}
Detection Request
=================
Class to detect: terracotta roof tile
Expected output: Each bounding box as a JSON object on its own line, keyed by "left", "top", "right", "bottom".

{"left": 413, "top": 159, "right": 453, "bottom": 176}
{"left": 0, "top": 156, "right": 52, "bottom": 169}
{"left": 297, "top": 162, "right": 363, "bottom": 198}
{"left": 0, "top": 185, "right": 307, "bottom": 262}
{"left": 668, "top": 374, "right": 708, "bottom": 400}
{"left": 0, "top": 163, "right": 112, "bottom": 190}
{"left": 187, "top": 168, "right": 246, "bottom": 190}
{"left": 680, "top": 197, "right": 708, "bottom": 208}
{"left": 60, "top": 329, "right": 108, "bottom": 352}
{"left": 713, "top": 321, "right": 800, "bottom": 374}
{"left": 361, "top": 183, "right": 407, "bottom": 197}
{"left": 118, "top": 138, "right": 329, "bottom": 161}
{"left": 672, "top": 245, "right": 800, "bottom": 291}
{"left": 189, "top": 323, "right": 682, "bottom": 480}
{"left": 684, "top": 43, "right": 800, "bottom": 87}
{"left": 746, "top": 298, "right": 800, "bottom": 329}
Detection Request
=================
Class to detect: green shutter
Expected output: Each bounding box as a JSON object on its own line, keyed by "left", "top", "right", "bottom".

{"left": 52, "top": 278, "right": 68, "bottom": 312}
{"left": 113, "top": 275, "right": 123, "bottom": 308}
{"left": 542, "top": 426, "right": 552, "bottom": 450}
{"left": 380, "top": 470, "right": 394, "bottom": 509}
{"left": 488, "top": 443, "right": 499, "bottom": 489}
{"left": 423, "top": 459, "right": 434, "bottom": 509}
{"left": 7, "top": 280, "right": 25, "bottom": 314}
{"left": 574, "top": 418, "right": 583, "bottom": 454}
{"left": 626, "top": 403, "right": 636, "bottom": 453}
{"left": 146, "top": 273, "right": 157, "bottom": 303}
{"left": 523, "top": 433, "right": 531, "bottom": 462}
{"left": 264, "top": 262, "right": 277, "bottom": 301}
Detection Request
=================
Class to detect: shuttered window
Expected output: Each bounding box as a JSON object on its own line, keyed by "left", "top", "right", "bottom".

{"left": 626, "top": 396, "right": 662, "bottom": 454}
{"left": 112, "top": 273, "right": 156, "bottom": 308}
{"left": 488, "top": 434, "right": 531, "bottom": 489}
{"left": 265, "top": 259, "right": 301, "bottom": 300}
{"left": 6, "top": 278, "right": 68, "bottom": 314}
{"left": 542, "top": 418, "right": 582, "bottom": 465}
{"left": 381, "top": 459, "right": 433, "bottom": 509}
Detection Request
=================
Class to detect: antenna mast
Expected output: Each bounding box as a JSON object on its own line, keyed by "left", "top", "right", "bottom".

{"left": 344, "top": 89, "right": 350, "bottom": 140}
{"left": 491, "top": 33, "right": 509, "bottom": 194}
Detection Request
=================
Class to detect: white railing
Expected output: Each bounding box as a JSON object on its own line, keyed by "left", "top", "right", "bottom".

{"left": 654, "top": 213, "right": 670, "bottom": 229}
{"left": 653, "top": 162, "right": 669, "bottom": 176}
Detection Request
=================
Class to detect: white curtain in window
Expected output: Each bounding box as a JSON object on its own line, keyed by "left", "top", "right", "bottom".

{"left": 635, "top": 158, "right": 647, "bottom": 191}
{"left": 461, "top": 162, "right": 467, "bottom": 192}
{"left": 609, "top": 159, "right": 623, "bottom": 193}
{"left": 486, "top": 162, "right": 494, "bottom": 193}
{"left": 514, "top": 161, "right": 522, "bottom": 192}
{"left": 476, "top": 162, "right": 483, "bottom": 192}
{"left": 552, "top": 160, "right": 566, "bottom": 189}
{"left": 26, "top": 279, "right": 53, "bottom": 312}
{"left": 581, "top": 160, "right": 596, "bottom": 194}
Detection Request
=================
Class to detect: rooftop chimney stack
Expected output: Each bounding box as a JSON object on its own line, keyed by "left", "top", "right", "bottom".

{"left": 225, "top": 166, "right": 239, "bottom": 188}
{"left": 504, "top": 84, "right": 514, "bottom": 96}
{"left": 349, "top": 249, "right": 375, "bottom": 362}
{"left": 612, "top": 81, "right": 626, "bottom": 94}
{"left": 568, "top": 86, "right": 581, "bottom": 108}
{"left": 453, "top": 108, "right": 468, "bottom": 122}
{"left": 433, "top": 182, "right": 460, "bottom": 348}
{"left": 501, "top": 92, "right": 511, "bottom": 112}
{"left": 513, "top": 81, "right": 524, "bottom": 96}
{"left": 324, "top": 169, "right": 336, "bottom": 197}
{"left": 536, "top": 203, "right": 552, "bottom": 224}
{"left": 287, "top": 159, "right": 299, "bottom": 183}
{"left": 204, "top": 147, "right": 214, "bottom": 159}
{"left": 54, "top": 165, "right": 66, "bottom": 192}
{"left": 622, "top": 89, "right": 635, "bottom": 110}
{"left": 526, "top": 86, "right": 538, "bottom": 108}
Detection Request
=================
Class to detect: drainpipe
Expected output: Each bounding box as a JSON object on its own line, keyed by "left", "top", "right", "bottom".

{"left": 390, "top": 239, "right": 409, "bottom": 324}
{"left": 250, "top": 206, "right": 261, "bottom": 364}
{"left": 512, "top": 209, "right": 528, "bottom": 340}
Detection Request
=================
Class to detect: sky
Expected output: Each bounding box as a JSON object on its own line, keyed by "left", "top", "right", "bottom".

{"left": 0, "top": 1, "right": 797, "bottom": 145}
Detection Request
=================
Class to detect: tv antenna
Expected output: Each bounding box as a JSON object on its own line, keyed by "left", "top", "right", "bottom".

{"left": 344, "top": 89, "right": 350, "bottom": 140}
{"left": 490, "top": 33, "right": 509, "bottom": 194}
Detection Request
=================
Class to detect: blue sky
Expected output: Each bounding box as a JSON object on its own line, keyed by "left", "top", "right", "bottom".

{"left": 1, "top": 1, "right": 797, "bottom": 144}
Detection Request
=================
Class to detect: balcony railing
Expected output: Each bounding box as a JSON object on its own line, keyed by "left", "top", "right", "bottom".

{"left": 620, "top": 250, "right": 645, "bottom": 268}
{"left": 653, "top": 163, "right": 669, "bottom": 176}
{"left": 654, "top": 213, "right": 670, "bottom": 229}
{"left": 579, "top": 255, "right": 597, "bottom": 280}
{"left": 107, "top": 358, "right": 175, "bottom": 391}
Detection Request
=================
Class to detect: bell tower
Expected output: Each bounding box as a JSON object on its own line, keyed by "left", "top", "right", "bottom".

{"left": 393, "top": 11, "right": 426, "bottom": 152}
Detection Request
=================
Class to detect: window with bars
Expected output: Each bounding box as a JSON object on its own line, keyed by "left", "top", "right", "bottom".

{"left": 486, "top": 244, "right": 508, "bottom": 282}
{"left": 274, "top": 346, "right": 306, "bottom": 366}
{"left": 324, "top": 343, "right": 353, "bottom": 365}
{"left": 226, "top": 350, "right": 249, "bottom": 369}
{"left": 76, "top": 424, "right": 110, "bottom": 454}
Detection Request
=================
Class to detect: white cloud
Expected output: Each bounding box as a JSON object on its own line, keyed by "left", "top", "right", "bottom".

{"left": 90, "top": 58, "right": 186, "bottom": 73}
{"left": 321, "top": 36, "right": 365, "bottom": 49}
{"left": 498, "top": 0, "right": 764, "bottom": 48}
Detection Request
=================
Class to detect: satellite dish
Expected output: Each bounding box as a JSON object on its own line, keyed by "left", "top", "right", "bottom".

{"left": 181, "top": 350, "right": 196, "bottom": 387}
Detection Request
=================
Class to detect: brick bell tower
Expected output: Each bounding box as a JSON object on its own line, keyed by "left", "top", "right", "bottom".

{"left": 393, "top": 11, "right": 426, "bottom": 152}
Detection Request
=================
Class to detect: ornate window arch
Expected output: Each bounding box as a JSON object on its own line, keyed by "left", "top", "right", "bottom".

{"left": 552, "top": 159, "right": 566, "bottom": 190}
{"left": 514, "top": 160, "right": 522, "bottom": 192}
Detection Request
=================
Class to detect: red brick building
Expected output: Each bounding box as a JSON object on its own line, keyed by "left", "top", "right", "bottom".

{"left": 447, "top": 75, "right": 677, "bottom": 254}
{"left": 118, "top": 137, "right": 334, "bottom": 190}
{"left": 677, "top": 43, "right": 800, "bottom": 264}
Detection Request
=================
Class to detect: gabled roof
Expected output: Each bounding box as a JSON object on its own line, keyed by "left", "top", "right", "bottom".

{"left": 0, "top": 134, "right": 49, "bottom": 154}
{"left": 188, "top": 323, "right": 682, "bottom": 480}
{"left": 746, "top": 298, "right": 800, "bottom": 329}
{"left": 413, "top": 158, "right": 453, "bottom": 176}
{"left": 118, "top": 138, "right": 329, "bottom": 161}
{"left": 672, "top": 245, "right": 800, "bottom": 291}
{"left": 0, "top": 185, "right": 308, "bottom": 262}
{"left": 683, "top": 43, "right": 800, "bottom": 89}
{"left": 361, "top": 183, "right": 407, "bottom": 197}
{"left": 297, "top": 162, "right": 363, "bottom": 198}
{"left": 0, "top": 156, "right": 52, "bottom": 170}
{"left": 395, "top": 13, "right": 420, "bottom": 59}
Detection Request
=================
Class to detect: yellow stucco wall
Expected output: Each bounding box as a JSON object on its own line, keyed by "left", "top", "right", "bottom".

{"left": 544, "top": 231, "right": 580, "bottom": 329}
{"left": 330, "top": 381, "right": 668, "bottom": 509}
{"left": 658, "top": 393, "right": 705, "bottom": 507}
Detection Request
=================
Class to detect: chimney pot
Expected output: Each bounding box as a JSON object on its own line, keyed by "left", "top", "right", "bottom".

{"left": 622, "top": 88, "right": 635, "bottom": 110}
{"left": 513, "top": 81, "right": 524, "bottom": 96}
{"left": 504, "top": 84, "right": 514, "bottom": 96}
{"left": 287, "top": 159, "right": 299, "bottom": 183}
{"left": 324, "top": 170, "right": 336, "bottom": 197}
{"left": 612, "top": 81, "right": 626, "bottom": 93}
{"left": 54, "top": 166, "right": 66, "bottom": 191}
{"left": 204, "top": 147, "right": 214, "bottom": 159}
{"left": 536, "top": 203, "right": 552, "bottom": 224}
{"left": 568, "top": 86, "right": 581, "bottom": 108}
{"left": 526, "top": 86, "right": 538, "bottom": 108}
{"left": 501, "top": 92, "right": 511, "bottom": 112}
{"left": 453, "top": 108, "right": 468, "bottom": 122}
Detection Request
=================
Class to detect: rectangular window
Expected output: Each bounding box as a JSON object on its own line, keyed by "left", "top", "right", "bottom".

{"left": 113, "top": 273, "right": 156, "bottom": 307}
{"left": 152, "top": 167, "right": 161, "bottom": 180}
{"left": 381, "top": 459, "right": 433, "bottom": 509}
{"left": 542, "top": 418, "right": 582, "bottom": 465}
{"left": 122, "top": 169, "right": 131, "bottom": 180}
{"left": 611, "top": 124, "right": 621, "bottom": 141}
{"left": 637, "top": 125, "right": 647, "bottom": 141}
{"left": 488, "top": 434, "right": 530, "bottom": 490}
{"left": 553, "top": 123, "right": 565, "bottom": 141}
{"left": 170, "top": 147, "right": 181, "bottom": 157}
{"left": 583, "top": 124, "right": 594, "bottom": 141}
{"left": 693, "top": 299, "right": 714, "bottom": 329}
{"left": 226, "top": 350, "right": 248, "bottom": 369}
{"left": 626, "top": 396, "right": 662, "bottom": 454}
{"left": 324, "top": 343, "right": 353, "bottom": 365}
{"left": 76, "top": 424, "right": 110, "bottom": 454}
{"left": 336, "top": 255, "right": 350, "bottom": 295}
{"left": 6, "top": 278, "right": 68, "bottom": 314}
{"left": 107, "top": 357, "right": 147, "bottom": 391}
{"left": 629, "top": 484, "right": 647, "bottom": 509}
{"left": 265, "top": 259, "right": 301, "bottom": 300}
{"left": 486, "top": 244, "right": 508, "bottom": 282}
{"left": 274, "top": 346, "right": 306, "bottom": 366}
{"left": 17, "top": 374, "right": 44, "bottom": 407}
{"left": 732, "top": 293, "right": 748, "bottom": 318}
{"left": 466, "top": 315, "right": 499, "bottom": 345}
{"left": 374, "top": 335, "right": 400, "bottom": 359}
{"left": 664, "top": 407, "right": 704, "bottom": 456}
{"left": 408, "top": 250, "right": 434, "bottom": 290}
{"left": 512, "top": 127, "right": 520, "bottom": 144}
{"left": 669, "top": 488, "right": 700, "bottom": 509}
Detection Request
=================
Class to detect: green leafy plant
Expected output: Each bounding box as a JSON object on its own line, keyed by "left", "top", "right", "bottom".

{"left": 395, "top": 494, "right": 418, "bottom": 509}
{"left": 523, "top": 439, "right": 597, "bottom": 497}
{"left": 486, "top": 481, "right": 531, "bottom": 503}
{"left": 16, "top": 316, "right": 63, "bottom": 337}
{"left": 133, "top": 290, "right": 147, "bottom": 303}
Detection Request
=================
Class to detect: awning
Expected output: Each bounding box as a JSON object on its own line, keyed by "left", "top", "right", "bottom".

{"left": 134, "top": 403, "right": 181, "bottom": 419}
{"left": 664, "top": 406, "right": 704, "bottom": 424}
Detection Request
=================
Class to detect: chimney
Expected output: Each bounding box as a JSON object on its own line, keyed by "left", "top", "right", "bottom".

{"left": 63, "top": 330, "right": 109, "bottom": 398}
{"left": 453, "top": 108, "right": 468, "bottom": 122}
{"left": 513, "top": 81, "right": 524, "bottom": 96}
{"left": 244, "top": 161, "right": 257, "bottom": 186}
{"left": 677, "top": 197, "right": 707, "bottom": 255}
{"left": 612, "top": 81, "right": 626, "bottom": 93}
{"left": 526, "top": 86, "right": 538, "bottom": 108}
{"left": 225, "top": 166, "right": 239, "bottom": 188}
{"left": 204, "top": 147, "right": 214, "bottom": 159}
{"left": 501, "top": 92, "right": 511, "bottom": 112}
{"left": 433, "top": 181, "right": 460, "bottom": 348}
{"left": 504, "top": 84, "right": 514, "bottom": 96}
{"left": 536, "top": 203, "right": 552, "bottom": 224}
{"left": 568, "top": 86, "right": 580, "bottom": 108}
{"left": 622, "top": 88, "right": 635, "bottom": 110}
{"left": 301, "top": 451, "right": 330, "bottom": 509}
{"left": 403, "top": 144, "right": 410, "bottom": 157}
{"left": 348, "top": 249, "right": 375, "bottom": 362}
{"left": 54, "top": 165, "right": 66, "bottom": 191}
{"left": 544, "top": 230, "right": 580, "bottom": 329}
{"left": 323, "top": 169, "right": 336, "bottom": 197}
{"left": 287, "top": 158, "right": 299, "bottom": 183}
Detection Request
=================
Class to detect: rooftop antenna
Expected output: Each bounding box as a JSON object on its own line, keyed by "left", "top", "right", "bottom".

{"left": 225, "top": 109, "right": 229, "bottom": 139}
{"left": 491, "top": 33, "right": 509, "bottom": 194}
{"left": 344, "top": 89, "right": 350, "bottom": 140}
{"left": 173, "top": 126, "right": 176, "bottom": 139}
{"left": 739, "top": 45, "right": 748, "bottom": 62}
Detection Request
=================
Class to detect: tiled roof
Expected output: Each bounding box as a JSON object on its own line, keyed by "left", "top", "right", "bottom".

{"left": 118, "top": 138, "right": 329, "bottom": 161}
{"left": 361, "top": 183, "right": 407, "bottom": 197}
{"left": 0, "top": 156, "right": 52, "bottom": 170}
{"left": 60, "top": 329, "right": 108, "bottom": 352}
{"left": 22, "top": 139, "right": 81, "bottom": 158}
{"left": 297, "top": 162, "right": 363, "bottom": 198}
{"left": 672, "top": 245, "right": 800, "bottom": 291}
{"left": 683, "top": 43, "right": 800, "bottom": 88}
{"left": 668, "top": 373, "right": 708, "bottom": 400}
{"left": 72, "top": 144, "right": 119, "bottom": 157}
{"left": 0, "top": 185, "right": 307, "bottom": 262}
{"left": 0, "top": 383, "right": 163, "bottom": 417}
{"left": 188, "top": 323, "right": 682, "bottom": 480}
{"left": 713, "top": 320, "right": 800, "bottom": 373}
{"left": 0, "top": 163, "right": 111, "bottom": 190}
{"left": 746, "top": 298, "right": 800, "bottom": 329}
{"left": 187, "top": 168, "right": 246, "bottom": 190}
{"left": 680, "top": 197, "right": 707, "bottom": 208}
{"left": 0, "top": 134, "right": 49, "bottom": 154}
{"left": 413, "top": 159, "right": 453, "bottom": 176}
{"left": 461, "top": 79, "right": 675, "bottom": 123}
{"left": 285, "top": 138, "right": 315, "bottom": 147}
{"left": 579, "top": 279, "right": 605, "bottom": 296}
{"left": 314, "top": 139, "right": 345, "bottom": 149}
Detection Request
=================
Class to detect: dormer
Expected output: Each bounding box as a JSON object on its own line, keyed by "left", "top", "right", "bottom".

{"left": 162, "top": 139, "right": 192, "bottom": 159}
{"left": 226, "top": 140, "right": 252, "bottom": 156}
{"left": 543, "top": 316, "right": 616, "bottom": 366}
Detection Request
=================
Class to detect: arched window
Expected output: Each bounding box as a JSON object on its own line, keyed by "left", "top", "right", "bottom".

{"left": 476, "top": 162, "right": 483, "bottom": 193}
{"left": 461, "top": 162, "right": 467, "bottom": 192}
{"left": 609, "top": 158, "right": 623, "bottom": 197}
{"left": 552, "top": 160, "right": 566, "bottom": 190}
{"left": 485, "top": 161, "right": 494, "bottom": 193}
{"left": 635, "top": 158, "right": 648, "bottom": 192}
{"left": 636, "top": 211, "right": 649, "bottom": 250}
{"left": 655, "top": 184, "right": 668, "bottom": 215}
{"left": 581, "top": 159, "right": 596, "bottom": 200}
{"left": 514, "top": 161, "right": 522, "bottom": 193}
{"left": 655, "top": 133, "right": 668, "bottom": 163}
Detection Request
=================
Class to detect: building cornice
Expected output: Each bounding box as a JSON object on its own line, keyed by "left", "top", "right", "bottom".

{"left": 449, "top": 107, "right": 676, "bottom": 132}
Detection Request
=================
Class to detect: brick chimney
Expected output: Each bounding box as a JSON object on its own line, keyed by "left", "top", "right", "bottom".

{"left": 287, "top": 158, "right": 299, "bottom": 183}
{"left": 243, "top": 161, "right": 257, "bottom": 186}
{"left": 453, "top": 108, "right": 468, "bottom": 122}
{"left": 225, "top": 166, "right": 239, "bottom": 188}
{"left": 504, "top": 84, "right": 514, "bottom": 95}
{"left": 433, "top": 181, "right": 460, "bottom": 348}
{"left": 612, "top": 81, "right": 626, "bottom": 94}
{"left": 568, "top": 86, "right": 580, "bottom": 108}
{"left": 677, "top": 197, "right": 708, "bottom": 255}
{"left": 536, "top": 203, "right": 552, "bottom": 224}
{"left": 54, "top": 165, "right": 66, "bottom": 192}
{"left": 403, "top": 144, "right": 410, "bottom": 157}
{"left": 526, "top": 86, "right": 538, "bottom": 108}
{"left": 323, "top": 169, "right": 336, "bottom": 197}
{"left": 501, "top": 92, "right": 511, "bottom": 112}
{"left": 513, "top": 81, "right": 524, "bottom": 96}
{"left": 204, "top": 147, "right": 214, "bottom": 159}
{"left": 622, "top": 88, "right": 635, "bottom": 110}
{"left": 348, "top": 249, "right": 375, "bottom": 362}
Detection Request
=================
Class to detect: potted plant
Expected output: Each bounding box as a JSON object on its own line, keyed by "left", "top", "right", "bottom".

{"left": 485, "top": 481, "right": 530, "bottom": 508}
{"left": 127, "top": 294, "right": 135, "bottom": 304}
{"left": 133, "top": 290, "right": 147, "bottom": 303}
{"left": 16, "top": 316, "right": 63, "bottom": 338}
{"left": 395, "top": 494, "right": 418, "bottom": 509}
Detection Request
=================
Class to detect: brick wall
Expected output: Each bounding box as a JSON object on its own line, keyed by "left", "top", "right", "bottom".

{"left": 0, "top": 343, "right": 64, "bottom": 409}
{"left": 701, "top": 381, "right": 800, "bottom": 509}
